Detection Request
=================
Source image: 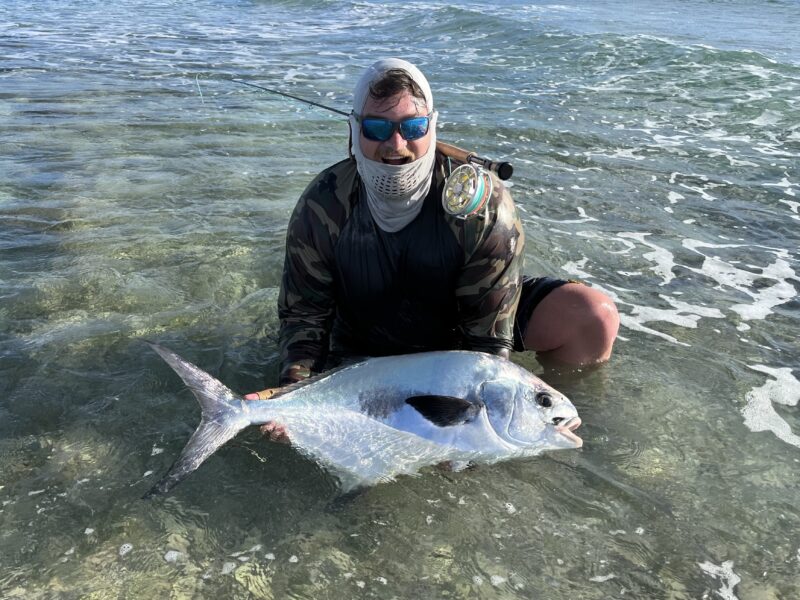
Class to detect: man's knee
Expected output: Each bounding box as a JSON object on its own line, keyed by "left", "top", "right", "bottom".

{"left": 523, "top": 283, "right": 619, "bottom": 365}
{"left": 577, "top": 285, "right": 620, "bottom": 360}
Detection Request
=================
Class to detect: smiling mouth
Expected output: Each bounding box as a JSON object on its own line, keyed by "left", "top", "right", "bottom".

{"left": 382, "top": 156, "right": 411, "bottom": 165}
{"left": 555, "top": 416, "right": 583, "bottom": 448}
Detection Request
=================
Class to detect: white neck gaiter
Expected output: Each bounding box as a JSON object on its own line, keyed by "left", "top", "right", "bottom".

{"left": 349, "top": 58, "right": 437, "bottom": 233}
{"left": 349, "top": 112, "right": 437, "bottom": 233}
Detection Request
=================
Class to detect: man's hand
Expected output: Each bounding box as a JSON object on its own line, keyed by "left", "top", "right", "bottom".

{"left": 244, "top": 388, "right": 290, "bottom": 444}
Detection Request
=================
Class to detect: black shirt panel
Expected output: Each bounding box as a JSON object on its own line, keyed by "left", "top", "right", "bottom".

{"left": 331, "top": 181, "right": 463, "bottom": 356}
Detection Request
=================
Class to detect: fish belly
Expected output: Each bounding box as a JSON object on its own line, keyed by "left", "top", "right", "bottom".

{"left": 264, "top": 406, "right": 479, "bottom": 490}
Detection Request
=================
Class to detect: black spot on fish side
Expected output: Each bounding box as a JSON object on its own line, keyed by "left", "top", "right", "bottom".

{"left": 405, "top": 395, "right": 482, "bottom": 427}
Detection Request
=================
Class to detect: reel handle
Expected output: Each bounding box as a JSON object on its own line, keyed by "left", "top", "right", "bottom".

{"left": 436, "top": 141, "right": 514, "bottom": 181}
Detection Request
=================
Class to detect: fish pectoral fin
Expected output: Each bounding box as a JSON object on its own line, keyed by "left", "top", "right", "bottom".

{"left": 405, "top": 395, "right": 482, "bottom": 427}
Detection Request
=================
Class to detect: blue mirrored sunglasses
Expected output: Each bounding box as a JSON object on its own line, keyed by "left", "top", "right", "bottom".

{"left": 356, "top": 113, "right": 432, "bottom": 142}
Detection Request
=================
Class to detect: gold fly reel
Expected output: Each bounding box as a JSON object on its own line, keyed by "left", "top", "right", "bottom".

{"left": 442, "top": 163, "right": 493, "bottom": 218}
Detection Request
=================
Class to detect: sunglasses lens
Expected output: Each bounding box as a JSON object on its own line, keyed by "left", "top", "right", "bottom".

{"left": 399, "top": 117, "right": 430, "bottom": 141}
{"left": 361, "top": 118, "right": 393, "bottom": 141}
{"left": 360, "top": 116, "right": 431, "bottom": 142}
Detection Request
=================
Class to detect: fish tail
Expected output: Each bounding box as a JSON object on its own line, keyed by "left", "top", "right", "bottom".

{"left": 143, "top": 342, "right": 251, "bottom": 499}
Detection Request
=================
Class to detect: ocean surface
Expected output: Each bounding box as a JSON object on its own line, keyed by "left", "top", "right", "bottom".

{"left": 2, "top": 0, "right": 799, "bottom": 597}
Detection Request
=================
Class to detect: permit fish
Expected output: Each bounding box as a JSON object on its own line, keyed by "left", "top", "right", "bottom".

{"left": 144, "top": 343, "right": 582, "bottom": 497}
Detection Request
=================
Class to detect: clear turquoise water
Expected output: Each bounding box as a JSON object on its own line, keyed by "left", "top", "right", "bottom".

{"left": 2, "top": 1, "right": 799, "bottom": 597}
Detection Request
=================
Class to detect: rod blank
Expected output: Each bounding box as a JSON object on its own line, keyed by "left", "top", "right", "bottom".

{"left": 232, "top": 79, "right": 514, "bottom": 180}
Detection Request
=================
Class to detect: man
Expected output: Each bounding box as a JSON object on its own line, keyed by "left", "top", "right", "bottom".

{"left": 247, "top": 59, "right": 619, "bottom": 439}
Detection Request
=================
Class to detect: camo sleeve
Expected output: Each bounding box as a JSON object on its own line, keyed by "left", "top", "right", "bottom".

{"left": 278, "top": 161, "right": 356, "bottom": 385}
{"left": 454, "top": 177, "right": 524, "bottom": 354}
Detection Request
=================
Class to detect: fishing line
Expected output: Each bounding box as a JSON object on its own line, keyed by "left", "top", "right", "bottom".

{"left": 232, "top": 79, "right": 348, "bottom": 116}
{"left": 195, "top": 75, "right": 205, "bottom": 105}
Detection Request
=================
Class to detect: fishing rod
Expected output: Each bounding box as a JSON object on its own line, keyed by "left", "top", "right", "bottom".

{"left": 233, "top": 79, "right": 350, "bottom": 116}
{"left": 231, "top": 78, "right": 514, "bottom": 181}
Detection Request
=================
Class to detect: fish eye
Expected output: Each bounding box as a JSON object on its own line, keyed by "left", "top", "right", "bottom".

{"left": 535, "top": 392, "right": 553, "bottom": 408}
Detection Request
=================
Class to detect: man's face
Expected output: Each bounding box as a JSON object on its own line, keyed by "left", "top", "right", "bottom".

{"left": 359, "top": 91, "right": 431, "bottom": 165}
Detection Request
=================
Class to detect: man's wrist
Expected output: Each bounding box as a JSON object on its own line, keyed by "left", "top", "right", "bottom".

{"left": 279, "top": 363, "right": 312, "bottom": 386}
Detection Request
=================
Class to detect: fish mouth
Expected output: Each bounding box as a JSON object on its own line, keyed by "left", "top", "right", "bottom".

{"left": 554, "top": 416, "right": 583, "bottom": 448}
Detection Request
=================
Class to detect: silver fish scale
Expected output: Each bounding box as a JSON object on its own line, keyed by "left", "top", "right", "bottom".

{"left": 277, "top": 351, "right": 505, "bottom": 411}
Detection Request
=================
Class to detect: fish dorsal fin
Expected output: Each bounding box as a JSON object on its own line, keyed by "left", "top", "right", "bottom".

{"left": 405, "top": 395, "right": 482, "bottom": 427}
{"left": 267, "top": 363, "right": 359, "bottom": 400}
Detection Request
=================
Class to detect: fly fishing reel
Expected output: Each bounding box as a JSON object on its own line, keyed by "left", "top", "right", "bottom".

{"left": 442, "top": 163, "right": 494, "bottom": 219}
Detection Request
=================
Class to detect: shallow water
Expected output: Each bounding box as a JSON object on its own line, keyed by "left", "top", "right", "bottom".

{"left": 2, "top": 0, "right": 799, "bottom": 598}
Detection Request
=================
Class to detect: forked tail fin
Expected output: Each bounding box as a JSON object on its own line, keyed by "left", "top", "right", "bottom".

{"left": 143, "top": 342, "right": 251, "bottom": 498}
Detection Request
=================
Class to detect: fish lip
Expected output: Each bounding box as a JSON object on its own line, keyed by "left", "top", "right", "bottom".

{"left": 554, "top": 416, "right": 583, "bottom": 448}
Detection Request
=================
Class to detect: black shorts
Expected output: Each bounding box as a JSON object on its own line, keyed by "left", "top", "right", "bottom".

{"left": 512, "top": 276, "right": 574, "bottom": 352}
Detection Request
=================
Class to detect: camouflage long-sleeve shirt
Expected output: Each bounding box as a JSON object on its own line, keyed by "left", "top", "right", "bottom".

{"left": 277, "top": 153, "right": 524, "bottom": 385}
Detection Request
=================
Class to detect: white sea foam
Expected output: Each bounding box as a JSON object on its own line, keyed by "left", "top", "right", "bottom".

{"left": 751, "top": 139, "right": 799, "bottom": 158}
{"left": 534, "top": 206, "right": 598, "bottom": 225}
{"left": 667, "top": 172, "right": 728, "bottom": 201}
{"left": 618, "top": 233, "right": 676, "bottom": 285}
{"left": 698, "top": 560, "right": 741, "bottom": 600}
{"left": 700, "top": 146, "right": 759, "bottom": 167}
{"left": 677, "top": 182, "right": 719, "bottom": 201}
{"left": 780, "top": 200, "right": 800, "bottom": 219}
{"left": 667, "top": 191, "right": 684, "bottom": 204}
{"left": 594, "top": 148, "right": 645, "bottom": 161}
{"left": 764, "top": 176, "right": 797, "bottom": 197}
{"left": 652, "top": 134, "right": 689, "bottom": 147}
{"left": 749, "top": 110, "right": 782, "bottom": 127}
{"left": 591, "top": 280, "right": 723, "bottom": 346}
{"left": 741, "top": 64, "right": 774, "bottom": 80}
{"left": 563, "top": 235, "right": 734, "bottom": 345}
{"left": 730, "top": 276, "right": 796, "bottom": 321}
{"left": 681, "top": 242, "right": 796, "bottom": 321}
{"left": 562, "top": 257, "right": 593, "bottom": 280}
{"left": 741, "top": 365, "right": 800, "bottom": 448}
{"left": 620, "top": 295, "right": 723, "bottom": 346}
